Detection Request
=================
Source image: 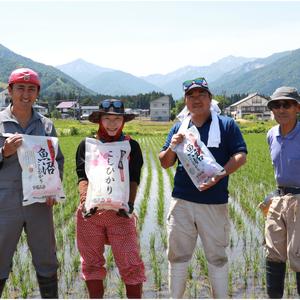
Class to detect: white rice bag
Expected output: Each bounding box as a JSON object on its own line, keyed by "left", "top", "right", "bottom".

{"left": 17, "top": 134, "right": 65, "bottom": 206}
{"left": 174, "top": 125, "right": 225, "bottom": 190}
{"left": 84, "top": 138, "right": 131, "bottom": 212}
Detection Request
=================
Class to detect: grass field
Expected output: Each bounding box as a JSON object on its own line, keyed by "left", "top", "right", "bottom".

{"left": 2, "top": 119, "right": 299, "bottom": 298}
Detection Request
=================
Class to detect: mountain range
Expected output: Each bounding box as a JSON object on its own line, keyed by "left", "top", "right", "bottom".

{"left": 210, "top": 49, "right": 300, "bottom": 96}
{"left": 142, "top": 56, "right": 256, "bottom": 99}
{"left": 57, "top": 56, "right": 256, "bottom": 98}
{"left": 0, "top": 44, "right": 94, "bottom": 99}
{"left": 1, "top": 43, "right": 300, "bottom": 101}
{"left": 58, "top": 49, "right": 300, "bottom": 99}
{"left": 57, "top": 59, "right": 163, "bottom": 95}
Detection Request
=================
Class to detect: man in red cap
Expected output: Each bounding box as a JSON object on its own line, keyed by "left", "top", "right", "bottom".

{"left": 8, "top": 67, "right": 41, "bottom": 89}
{"left": 0, "top": 68, "right": 64, "bottom": 298}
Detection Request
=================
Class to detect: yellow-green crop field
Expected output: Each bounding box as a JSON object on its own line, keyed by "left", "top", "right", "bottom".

{"left": 3, "top": 120, "right": 299, "bottom": 298}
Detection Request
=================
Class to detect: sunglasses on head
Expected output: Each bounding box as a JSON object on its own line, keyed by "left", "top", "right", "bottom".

{"left": 100, "top": 100, "right": 124, "bottom": 112}
{"left": 269, "top": 101, "right": 296, "bottom": 110}
{"left": 183, "top": 77, "right": 208, "bottom": 91}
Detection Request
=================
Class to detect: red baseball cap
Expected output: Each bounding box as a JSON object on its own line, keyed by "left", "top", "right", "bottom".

{"left": 8, "top": 68, "right": 41, "bottom": 88}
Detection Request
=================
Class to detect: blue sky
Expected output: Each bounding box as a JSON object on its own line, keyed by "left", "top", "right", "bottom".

{"left": 0, "top": 1, "right": 300, "bottom": 76}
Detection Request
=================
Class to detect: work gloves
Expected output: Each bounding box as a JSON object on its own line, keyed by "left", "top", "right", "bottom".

{"left": 117, "top": 202, "right": 134, "bottom": 218}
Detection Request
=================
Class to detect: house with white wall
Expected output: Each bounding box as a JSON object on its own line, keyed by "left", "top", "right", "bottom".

{"left": 0, "top": 89, "right": 10, "bottom": 110}
{"left": 224, "top": 93, "right": 271, "bottom": 120}
{"left": 150, "top": 96, "right": 170, "bottom": 121}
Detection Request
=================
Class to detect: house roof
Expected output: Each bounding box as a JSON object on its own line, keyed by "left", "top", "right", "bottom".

{"left": 151, "top": 95, "right": 169, "bottom": 103}
{"left": 56, "top": 101, "right": 77, "bottom": 109}
{"left": 81, "top": 106, "right": 98, "bottom": 109}
{"left": 228, "top": 93, "right": 268, "bottom": 107}
{"left": 0, "top": 89, "right": 8, "bottom": 96}
{"left": 33, "top": 104, "right": 47, "bottom": 109}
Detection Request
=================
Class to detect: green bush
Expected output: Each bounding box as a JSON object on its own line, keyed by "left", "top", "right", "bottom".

{"left": 243, "top": 114, "right": 258, "bottom": 121}
{"left": 51, "top": 109, "right": 61, "bottom": 119}
{"left": 241, "top": 125, "right": 267, "bottom": 134}
{"left": 69, "top": 127, "right": 79, "bottom": 136}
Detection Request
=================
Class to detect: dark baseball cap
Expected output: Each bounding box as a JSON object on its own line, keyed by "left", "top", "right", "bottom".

{"left": 268, "top": 86, "right": 300, "bottom": 109}
{"left": 182, "top": 77, "right": 212, "bottom": 95}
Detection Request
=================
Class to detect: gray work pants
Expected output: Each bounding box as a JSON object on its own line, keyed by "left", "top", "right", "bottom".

{"left": 0, "top": 185, "right": 58, "bottom": 279}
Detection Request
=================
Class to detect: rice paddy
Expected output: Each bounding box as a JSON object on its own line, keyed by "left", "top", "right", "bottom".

{"left": 2, "top": 120, "right": 299, "bottom": 298}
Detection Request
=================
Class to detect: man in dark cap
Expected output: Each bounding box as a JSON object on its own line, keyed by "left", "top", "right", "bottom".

{"left": 265, "top": 86, "right": 300, "bottom": 298}
{"left": 159, "top": 77, "right": 247, "bottom": 298}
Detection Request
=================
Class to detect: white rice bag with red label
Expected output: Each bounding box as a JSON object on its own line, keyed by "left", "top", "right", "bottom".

{"left": 84, "top": 138, "right": 131, "bottom": 212}
{"left": 174, "top": 126, "right": 225, "bottom": 190}
{"left": 17, "top": 134, "right": 65, "bottom": 206}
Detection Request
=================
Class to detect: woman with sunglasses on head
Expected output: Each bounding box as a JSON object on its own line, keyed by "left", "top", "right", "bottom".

{"left": 264, "top": 87, "right": 300, "bottom": 298}
{"left": 75, "top": 99, "right": 146, "bottom": 298}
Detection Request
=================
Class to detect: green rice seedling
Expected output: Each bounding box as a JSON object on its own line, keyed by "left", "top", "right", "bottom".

{"left": 252, "top": 248, "right": 260, "bottom": 278}
{"left": 71, "top": 253, "right": 81, "bottom": 274}
{"left": 150, "top": 233, "right": 155, "bottom": 252}
{"left": 185, "top": 269, "right": 197, "bottom": 299}
{"left": 64, "top": 269, "right": 72, "bottom": 292}
{"left": 147, "top": 137, "right": 165, "bottom": 227}
{"left": 26, "top": 272, "right": 35, "bottom": 296}
{"left": 57, "top": 251, "right": 65, "bottom": 275}
{"left": 116, "top": 277, "right": 125, "bottom": 299}
{"left": 228, "top": 202, "right": 246, "bottom": 233}
{"left": 106, "top": 247, "right": 115, "bottom": 271}
{"left": 20, "top": 265, "right": 34, "bottom": 299}
{"left": 20, "top": 278, "right": 28, "bottom": 299}
{"left": 291, "top": 272, "right": 298, "bottom": 296}
{"left": 56, "top": 229, "right": 64, "bottom": 250}
{"left": 187, "top": 264, "right": 193, "bottom": 280}
{"left": 149, "top": 233, "right": 162, "bottom": 291}
{"left": 153, "top": 160, "right": 165, "bottom": 226}
{"left": 166, "top": 167, "right": 174, "bottom": 189}
{"left": 10, "top": 272, "right": 19, "bottom": 294}
{"left": 229, "top": 134, "right": 275, "bottom": 221}
{"left": 2, "top": 287, "right": 9, "bottom": 299}
{"left": 261, "top": 268, "right": 266, "bottom": 288}
{"left": 242, "top": 251, "right": 250, "bottom": 289}
{"left": 228, "top": 267, "right": 233, "bottom": 297}
{"left": 195, "top": 248, "right": 208, "bottom": 278}
{"left": 156, "top": 177, "right": 165, "bottom": 227}
{"left": 20, "top": 231, "right": 27, "bottom": 244}
{"left": 250, "top": 290, "right": 256, "bottom": 299}
{"left": 67, "top": 221, "right": 76, "bottom": 248}
{"left": 285, "top": 266, "right": 294, "bottom": 297}
{"left": 160, "top": 229, "right": 168, "bottom": 250}
{"left": 286, "top": 281, "right": 292, "bottom": 297}
{"left": 137, "top": 149, "right": 152, "bottom": 231}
